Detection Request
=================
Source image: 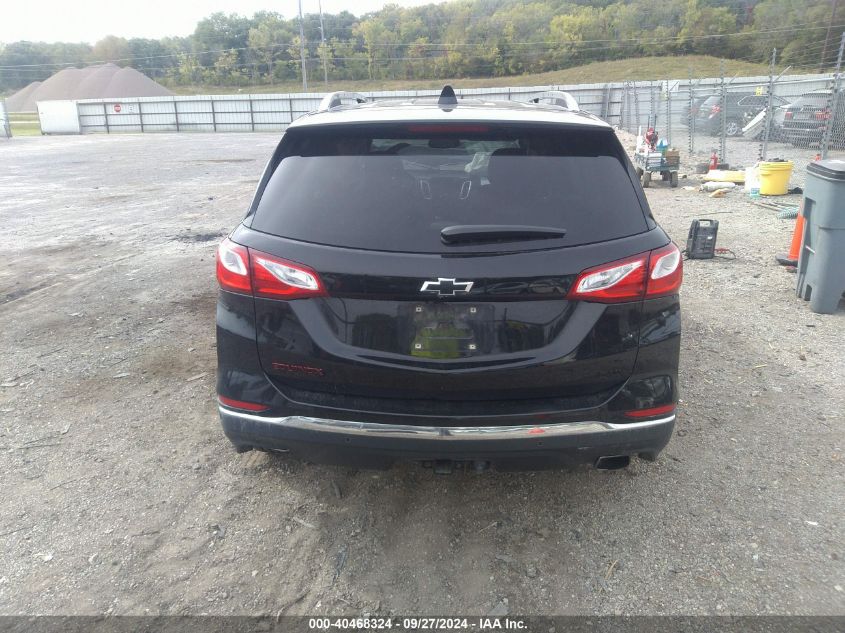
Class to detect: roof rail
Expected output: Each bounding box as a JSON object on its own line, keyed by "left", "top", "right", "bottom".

{"left": 318, "top": 91, "right": 368, "bottom": 112}
{"left": 528, "top": 91, "right": 580, "bottom": 111}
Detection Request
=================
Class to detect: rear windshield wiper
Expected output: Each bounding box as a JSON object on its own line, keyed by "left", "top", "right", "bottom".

{"left": 441, "top": 224, "right": 567, "bottom": 245}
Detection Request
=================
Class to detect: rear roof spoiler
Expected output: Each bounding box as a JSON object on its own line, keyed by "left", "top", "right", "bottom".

{"left": 318, "top": 91, "right": 368, "bottom": 112}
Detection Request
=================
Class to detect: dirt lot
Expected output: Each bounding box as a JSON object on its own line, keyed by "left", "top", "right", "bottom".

{"left": 0, "top": 133, "right": 842, "bottom": 617}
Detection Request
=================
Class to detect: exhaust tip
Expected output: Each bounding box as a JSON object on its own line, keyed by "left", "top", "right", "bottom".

{"left": 595, "top": 455, "right": 631, "bottom": 470}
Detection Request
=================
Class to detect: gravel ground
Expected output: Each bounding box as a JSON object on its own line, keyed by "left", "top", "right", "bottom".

{"left": 666, "top": 128, "right": 845, "bottom": 187}
{"left": 0, "top": 132, "right": 842, "bottom": 617}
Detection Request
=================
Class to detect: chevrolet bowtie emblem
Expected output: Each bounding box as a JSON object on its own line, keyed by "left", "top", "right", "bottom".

{"left": 420, "top": 278, "right": 474, "bottom": 296}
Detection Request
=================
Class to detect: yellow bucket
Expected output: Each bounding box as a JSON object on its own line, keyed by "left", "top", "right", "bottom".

{"left": 758, "top": 161, "right": 793, "bottom": 195}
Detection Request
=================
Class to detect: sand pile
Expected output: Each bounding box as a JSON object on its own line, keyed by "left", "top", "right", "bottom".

{"left": 5, "top": 81, "right": 42, "bottom": 111}
{"left": 6, "top": 63, "right": 173, "bottom": 112}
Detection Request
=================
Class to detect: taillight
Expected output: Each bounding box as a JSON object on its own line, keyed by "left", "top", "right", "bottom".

{"left": 216, "top": 238, "right": 326, "bottom": 300}
{"left": 784, "top": 111, "right": 794, "bottom": 120}
{"left": 567, "top": 243, "right": 682, "bottom": 303}
{"left": 646, "top": 243, "right": 683, "bottom": 297}
{"left": 250, "top": 249, "right": 325, "bottom": 299}
{"left": 216, "top": 238, "right": 251, "bottom": 294}
{"left": 815, "top": 108, "right": 831, "bottom": 121}
{"left": 710, "top": 104, "right": 721, "bottom": 114}
{"left": 407, "top": 124, "right": 489, "bottom": 133}
{"left": 568, "top": 254, "right": 647, "bottom": 303}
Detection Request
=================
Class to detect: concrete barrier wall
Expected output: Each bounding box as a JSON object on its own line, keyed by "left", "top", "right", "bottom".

{"left": 0, "top": 100, "right": 10, "bottom": 138}
{"left": 37, "top": 100, "right": 79, "bottom": 134}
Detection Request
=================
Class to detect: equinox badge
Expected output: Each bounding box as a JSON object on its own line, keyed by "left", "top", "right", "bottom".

{"left": 420, "top": 278, "right": 474, "bottom": 296}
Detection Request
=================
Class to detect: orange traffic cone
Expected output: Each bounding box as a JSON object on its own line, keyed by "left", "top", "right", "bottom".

{"left": 776, "top": 212, "right": 805, "bottom": 266}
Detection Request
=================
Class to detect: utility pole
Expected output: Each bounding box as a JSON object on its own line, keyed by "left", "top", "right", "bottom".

{"left": 318, "top": 0, "right": 328, "bottom": 86}
{"left": 821, "top": 0, "right": 839, "bottom": 71}
{"left": 298, "top": 0, "right": 308, "bottom": 91}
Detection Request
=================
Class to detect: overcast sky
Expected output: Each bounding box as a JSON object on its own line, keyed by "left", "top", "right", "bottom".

{"left": 1, "top": 0, "right": 446, "bottom": 44}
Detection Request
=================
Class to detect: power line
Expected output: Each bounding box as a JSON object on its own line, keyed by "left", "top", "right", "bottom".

{"left": 0, "top": 19, "right": 838, "bottom": 70}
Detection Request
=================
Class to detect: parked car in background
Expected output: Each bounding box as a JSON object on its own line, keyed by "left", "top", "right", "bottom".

{"left": 683, "top": 94, "right": 713, "bottom": 122}
{"left": 742, "top": 102, "right": 792, "bottom": 141}
{"left": 215, "top": 88, "right": 683, "bottom": 472}
{"left": 781, "top": 90, "right": 843, "bottom": 146}
{"left": 695, "top": 92, "right": 788, "bottom": 137}
{"left": 769, "top": 103, "right": 790, "bottom": 140}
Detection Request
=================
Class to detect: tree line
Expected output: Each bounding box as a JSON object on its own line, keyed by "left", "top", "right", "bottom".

{"left": 0, "top": 0, "right": 841, "bottom": 93}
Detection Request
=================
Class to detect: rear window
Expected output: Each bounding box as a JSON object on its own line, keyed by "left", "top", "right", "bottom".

{"left": 737, "top": 95, "right": 766, "bottom": 107}
{"left": 795, "top": 93, "right": 830, "bottom": 107}
{"left": 249, "top": 123, "right": 648, "bottom": 253}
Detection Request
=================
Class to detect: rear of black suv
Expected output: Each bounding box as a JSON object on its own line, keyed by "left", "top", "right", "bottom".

{"left": 216, "top": 106, "right": 681, "bottom": 471}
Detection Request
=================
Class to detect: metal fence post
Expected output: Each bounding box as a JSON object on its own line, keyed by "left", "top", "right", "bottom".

{"left": 665, "top": 80, "right": 672, "bottom": 147}
{"left": 633, "top": 82, "right": 641, "bottom": 133}
{"left": 648, "top": 81, "right": 656, "bottom": 130}
{"left": 620, "top": 83, "right": 626, "bottom": 130}
{"left": 761, "top": 48, "right": 777, "bottom": 161}
{"left": 719, "top": 60, "right": 727, "bottom": 163}
{"left": 600, "top": 83, "right": 610, "bottom": 121}
{"left": 688, "top": 70, "right": 695, "bottom": 155}
{"left": 821, "top": 31, "right": 845, "bottom": 159}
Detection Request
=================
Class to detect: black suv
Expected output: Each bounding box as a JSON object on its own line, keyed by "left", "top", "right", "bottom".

{"left": 215, "top": 88, "right": 682, "bottom": 471}
{"left": 695, "top": 92, "right": 788, "bottom": 136}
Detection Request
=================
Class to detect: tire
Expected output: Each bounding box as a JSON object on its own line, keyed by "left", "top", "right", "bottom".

{"left": 725, "top": 118, "right": 742, "bottom": 137}
{"left": 670, "top": 172, "right": 679, "bottom": 188}
{"left": 642, "top": 171, "right": 651, "bottom": 188}
{"left": 635, "top": 167, "right": 644, "bottom": 177}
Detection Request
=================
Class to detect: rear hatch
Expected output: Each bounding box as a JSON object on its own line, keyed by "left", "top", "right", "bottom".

{"left": 697, "top": 96, "right": 722, "bottom": 121}
{"left": 784, "top": 93, "right": 830, "bottom": 131}
{"left": 239, "top": 122, "right": 663, "bottom": 416}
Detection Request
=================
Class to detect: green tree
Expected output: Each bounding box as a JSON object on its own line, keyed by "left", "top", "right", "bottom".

{"left": 248, "top": 12, "right": 294, "bottom": 83}
{"left": 91, "top": 36, "right": 131, "bottom": 64}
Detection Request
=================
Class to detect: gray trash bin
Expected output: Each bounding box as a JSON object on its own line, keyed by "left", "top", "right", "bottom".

{"left": 796, "top": 159, "right": 845, "bottom": 314}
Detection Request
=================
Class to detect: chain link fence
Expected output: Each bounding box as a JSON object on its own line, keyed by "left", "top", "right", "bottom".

{"left": 618, "top": 47, "right": 845, "bottom": 188}
{"left": 30, "top": 56, "right": 845, "bottom": 189}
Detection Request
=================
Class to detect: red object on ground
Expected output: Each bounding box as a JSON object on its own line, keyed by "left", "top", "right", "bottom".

{"left": 709, "top": 152, "right": 719, "bottom": 170}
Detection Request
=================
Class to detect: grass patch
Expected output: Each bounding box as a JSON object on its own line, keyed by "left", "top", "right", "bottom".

{"left": 8, "top": 112, "right": 41, "bottom": 136}
{"left": 168, "top": 55, "right": 775, "bottom": 96}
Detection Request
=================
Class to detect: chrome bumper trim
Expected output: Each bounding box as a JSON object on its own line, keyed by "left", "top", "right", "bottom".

{"left": 219, "top": 406, "right": 675, "bottom": 441}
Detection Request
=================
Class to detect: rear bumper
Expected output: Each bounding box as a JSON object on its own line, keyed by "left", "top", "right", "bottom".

{"left": 781, "top": 124, "right": 826, "bottom": 141}
{"left": 219, "top": 406, "right": 675, "bottom": 470}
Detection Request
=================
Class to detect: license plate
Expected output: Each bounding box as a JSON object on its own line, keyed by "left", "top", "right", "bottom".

{"left": 407, "top": 304, "right": 493, "bottom": 358}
